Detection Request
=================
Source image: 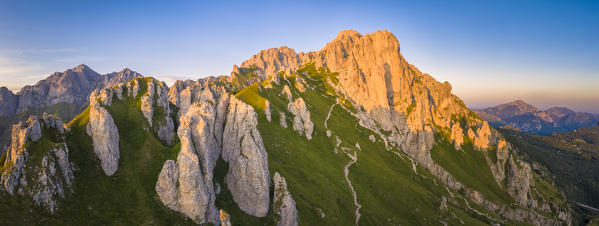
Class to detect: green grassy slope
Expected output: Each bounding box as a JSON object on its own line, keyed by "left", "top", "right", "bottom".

{"left": 430, "top": 139, "right": 516, "bottom": 205}
{"left": 233, "top": 64, "right": 495, "bottom": 225}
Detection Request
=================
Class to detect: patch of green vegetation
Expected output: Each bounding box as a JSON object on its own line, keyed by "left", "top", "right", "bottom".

{"left": 406, "top": 103, "right": 416, "bottom": 116}
{"left": 431, "top": 138, "right": 516, "bottom": 205}
{"left": 533, "top": 172, "right": 565, "bottom": 206}
{"left": 235, "top": 83, "right": 267, "bottom": 111}
{"left": 23, "top": 126, "right": 63, "bottom": 168}
{"left": 230, "top": 66, "right": 260, "bottom": 89}
{"left": 0, "top": 191, "right": 56, "bottom": 224}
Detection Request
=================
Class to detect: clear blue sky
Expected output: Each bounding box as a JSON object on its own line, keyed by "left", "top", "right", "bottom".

{"left": 1, "top": 0, "right": 598, "bottom": 112}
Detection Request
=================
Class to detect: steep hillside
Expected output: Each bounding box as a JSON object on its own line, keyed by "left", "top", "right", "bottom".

{"left": 499, "top": 127, "right": 599, "bottom": 223}
{"left": 475, "top": 100, "right": 599, "bottom": 135}
{"left": 0, "top": 30, "right": 575, "bottom": 225}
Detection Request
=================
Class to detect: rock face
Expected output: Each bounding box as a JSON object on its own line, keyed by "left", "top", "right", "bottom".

{"left": 141, "top": 79, "right": 175, "bottom": 145}
{"left": 0, "top": 115, "right": 74, "bottom": 213}
{"left": 159, "top": 84, "right": 273, "bottom": 221}
{"left": 450, "top": 123, "right": 464, "bottom": 150}
{"left": 287, "top": 98, "right": 314, "bottom": 139}
{"left": 475, "top": 100, "right": 599, "bottom": 135}
{"left": 87, "top": 102, "right": 120, "bottom": 176}
{"left": 222, "top": 96, "right": 270, "bottom": 217}
{"left": 30, "top": 143, "right": 74, "bottom": 213}
{"left": 98, "top": 68, "right": 143, "bottom": 91}
{"left": 168, "top": 78, "right": 229, "bottom": 116}
{"left": 228, "top": 46, "right": 303, "bottom": 88}
{"left": 473, "top": 122, "right": 492, "bottom": 150}
{"left": 273, "top": 172, "right": 298, "bottom": 226}
{"left": 156, "top": 86, "right": 230, "bottom": 225}
{"left": 1, "top": 116, "right": 42, "bottom": 195}
{"left": 155, "top": 103, "right": 221, "bottom": 225}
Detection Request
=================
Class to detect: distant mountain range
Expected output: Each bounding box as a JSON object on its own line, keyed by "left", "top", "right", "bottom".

{"left": 474, "top": 100, "right": 599, "bottom": 135}
{"left": 0, "top": 65, "right": 141, "bottom": 151}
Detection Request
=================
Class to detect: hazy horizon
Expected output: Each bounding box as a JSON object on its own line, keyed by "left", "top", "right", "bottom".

{"left": 1, "top": 0, "right": 598, "bottom": 113}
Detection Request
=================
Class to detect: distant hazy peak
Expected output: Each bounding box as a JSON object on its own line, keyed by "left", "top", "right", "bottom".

{"left": 475, "top": 100, "right": 599, "bottom": 135}
{"left": 501, "top": 100, "right": 538, "bottom": 112}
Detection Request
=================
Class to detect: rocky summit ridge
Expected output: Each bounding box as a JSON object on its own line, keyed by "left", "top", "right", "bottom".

{"left": 0, "top": 30, "right": 575, "bottom": 225}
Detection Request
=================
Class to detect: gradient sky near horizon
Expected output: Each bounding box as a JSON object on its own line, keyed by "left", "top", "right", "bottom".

{"left": 1, "top": 0, "right": 598, "bottom": 112}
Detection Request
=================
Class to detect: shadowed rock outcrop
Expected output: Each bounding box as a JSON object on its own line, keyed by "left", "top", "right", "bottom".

{"left": 141, "top": 79, "right": 175, "bottom": 145}
{"left": 155, "top": 82, "right": 231, "bottom": 223}
{"left": 155, "top": 104, "right": 221, "bottom": 224}
{"left": 273, "top": 172, "right": 298, "bottom": 226}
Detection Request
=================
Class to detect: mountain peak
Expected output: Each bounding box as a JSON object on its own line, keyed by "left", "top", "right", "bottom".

{"left": 499, "top": 100, "right": 538, "bottom": 112}
{"left": 335, "top": 29, "right": 362, "bottom": 39}
{"left": 506, "top": 99, "right": 529, "bottom": 106}
{"left": 72, "top": 64, "right": 90, "bottom": 72}
{"left": 119, "top": 68, "right": 135, "bottom": 75}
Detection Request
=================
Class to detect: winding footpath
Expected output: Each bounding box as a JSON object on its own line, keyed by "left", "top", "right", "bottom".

{"left": 325, "top": 101, "right": 362, "bottom": 224}
{"left": 324, "top": 103, "right": 337, "bottom": 129}
{"left": 344, "top": 150, "right": 361, "bottom": 225}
